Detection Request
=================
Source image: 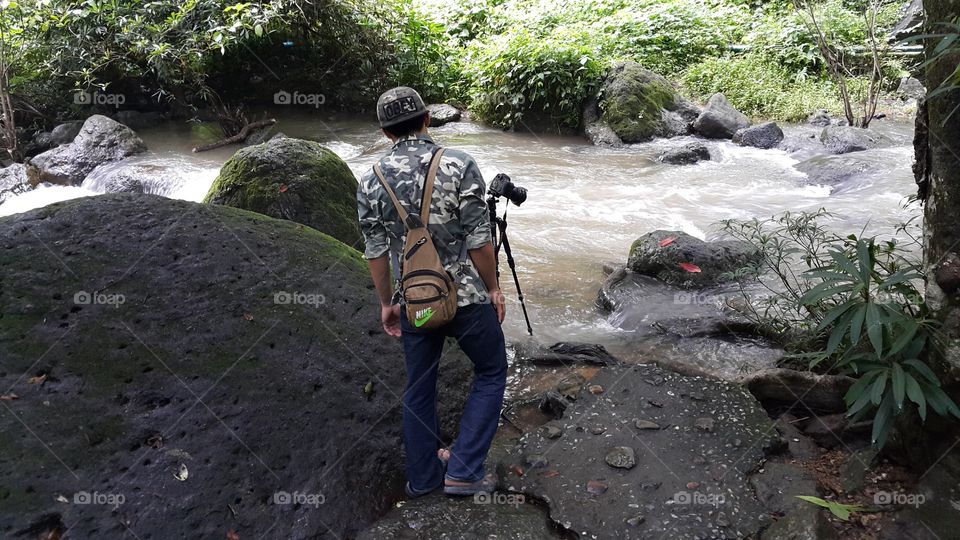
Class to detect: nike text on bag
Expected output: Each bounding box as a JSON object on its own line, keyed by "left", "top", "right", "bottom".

{"left": 374, "top": 148, "right": 458, "bottom": 331}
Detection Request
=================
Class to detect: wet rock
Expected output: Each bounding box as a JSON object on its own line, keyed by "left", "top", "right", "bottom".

{"left": 203, "top": 136, "right": 362, "bottom": 246}
{"left": 802, "top": 413, "right": 872, "bottom": 448}
{"left": 503, "top": 363, "right": 778, "bottom": 539}
{"left": 807, "top": 109, "right": 835, "bottom": 127}
{"left": 733, "top": 122, "right": 784, "bottom": 149}
{"left": 539, "top": 390, "right": 568, "bottom": 419}
{"left": 820, "top": 125, "right": 892, "bottom": 154}
{"left": 513, "top": 340, "right": 620, "bottom": 366}
{"left": 773, "top": 414, "right": 821, "bottom": 460}
{"left": 243, "top": 124, "right": 276, "bottom": 145}
{"left": 634, "top": 419, "right": 661, "bottom": 430}
{"left": 793, "top": 153, "right": 873, "bottom": 185}
{"left": 657, "top": 142, "right": 710, "bottom": 165}
{"left": 27, "top": 114, "right": 146, "bottom": 185}
{"left": 751, "top": 462, "right": 839, "bottom": 540}
{"left": 597, "top": 61, "right": 699, "bottom": 143}
{"left": 113, "top": 110, "right": 166, "bottom": 129}
{"left": 692, "top": 93, "right": 751, "bottom": 139}
{"left": 427, "top": 103, "right": 461, "bottom": 127}
{"left": 934, "top": 254, "right": 960, "bottom": 294}
{"left": 0, "top": 194, "right": 473, "bottom": 538}
{"left": 605, "top": 446, "right": 637, "bottom": 469}
{"left": 584, "top": 121, "right": 623, "bottom": 147}
{"left": 840, "top": 447, "right": 879, "bottom": 493}
{"left": 897, "top": 76, "right": 926, "bottom": 101}
{"left": 81, "top": 162, "right": 187, "bottom": 195}
{"left": 694, "top": 417, "right": 715, "bottom": 432}
{"left": 50, "top": 121, "right": 83, "bottom": 145}
{"left": 625, "top": 513, "right": 646, "bottom": 527}
{"left": 357, "top": 492, "right": 556, "bottom": 539}
{"left": 740, "top": 368, "right": 853, "bottom": 415}
{"left": 627, "top": 230, "right": 760, "bottom": 288}
{"left": 541, "top": 424, "right": 563, "bottom": 439}
{"left": 0, "top": 163, "right": 30, "bottom": 204}
{"left": 556, "top": 373, "right": 586, "bottom": 399}
{"left": 890, "top": 0, "right": 924, "bottom": 42}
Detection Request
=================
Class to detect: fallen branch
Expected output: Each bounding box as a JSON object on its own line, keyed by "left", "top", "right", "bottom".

{"left": 192, "top": 118, "right": 276, "bottom": 153}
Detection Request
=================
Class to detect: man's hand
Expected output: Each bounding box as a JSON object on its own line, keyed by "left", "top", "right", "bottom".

{"left": 381, "top": 304, "right": 402, "bottom": 337}
{"left": 489, "top": 288, "right": 506, "bottom": 324}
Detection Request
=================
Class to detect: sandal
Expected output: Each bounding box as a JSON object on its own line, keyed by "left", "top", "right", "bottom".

{"left": 404, "top": 449, "right": 451, "bottom": 499}
{"left": 443, "top": 472, "right": 497, "bottom": 496}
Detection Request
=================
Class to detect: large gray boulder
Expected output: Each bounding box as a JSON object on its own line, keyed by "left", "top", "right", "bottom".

{"left": 658, "top": 142, "right": 710, "bottom": 165}
{"left": 427, "top": 103, "right": 461, "bottom": 127}
{"left": 0, "top": 163, "right": 30, "bottom": 204}
{"left": 0, "top": 194, "right": 472, "bottom": 538}
{"left": 627, "top": 230, "right": 760, "bottom": 288}
{"left": 500, "top": 363, "right": 779, "bottom": 539}
{"left": 692, "top": 93, "right": 751, "bottom": 139}
{"left": 27, "top": 115, "right": 146, "bottom": 185}
{"left": 819, "top": 125, "right": 891, "bottom": 154}
{"left": 897, "top": 76, "right": 926, "bottom": 100}
{"left": 733, "top": 122, "right": 784, "bottom": 149}
{"left": 597, "top": 62, "right": 700, "bottom": 143}
{"left": 204, "top": 137, "right": 362, "bottom": 247}
{"left": 890, "top": 0, "right": 924, "bottom": 42}
{"left": 81, "top": 162, "right": 187, "bottom": 196}
{"left": 794, "top": 154, "right": 873, "bottom": 185}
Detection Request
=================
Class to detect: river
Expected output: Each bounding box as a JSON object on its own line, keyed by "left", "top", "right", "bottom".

{"left": 0, "top": 110, "right": 919, "bottom": 361}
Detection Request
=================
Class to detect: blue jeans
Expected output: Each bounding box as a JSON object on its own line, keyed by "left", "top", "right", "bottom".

{"left": 400, "top": 302, "right": 507, "bottom": 491}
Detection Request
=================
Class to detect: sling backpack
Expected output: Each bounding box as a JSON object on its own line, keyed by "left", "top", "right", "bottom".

{"left": 373, "top": 148, "right": 458, "bottom": 331}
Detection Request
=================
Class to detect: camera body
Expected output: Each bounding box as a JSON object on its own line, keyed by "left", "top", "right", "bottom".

{"left": 488, "top": 174, "right": 527, "bottom": 206}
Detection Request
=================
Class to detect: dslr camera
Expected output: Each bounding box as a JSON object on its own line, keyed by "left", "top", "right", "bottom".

{"left": 488, "top": 174, "right": 527, "bottom": 206}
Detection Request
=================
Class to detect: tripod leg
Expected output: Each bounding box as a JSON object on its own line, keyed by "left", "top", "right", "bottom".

{"left": 498, "top": 229, "right": 533, "bottom": 336}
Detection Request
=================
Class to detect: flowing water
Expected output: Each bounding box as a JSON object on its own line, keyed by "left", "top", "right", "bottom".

{"left": 1, "top": 109, "right": 918, "bottom": 363}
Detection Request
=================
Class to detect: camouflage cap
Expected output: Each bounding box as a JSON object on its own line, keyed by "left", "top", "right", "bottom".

{"left": 377, "top": 87, "right": 427, "bottom": 128}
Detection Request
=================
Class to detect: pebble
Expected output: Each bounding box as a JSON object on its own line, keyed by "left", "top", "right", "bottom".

{"left": 625, "top": 513, "right": 646, "bottom": 527}
{"left": 587, "top": 480, "right": 608, "bottom": 495}
{"left": 635, "top": 419, "right": 661, "bottom": 430}
{"left": 605, "top": 446, "right": 637, "bottom": 469}
{"left": 591, "top": 426, "right": 606, "bottom": 435}
{"left": 686, "top": 481, "right": 700, "bottom": 490}
{"left": 542, "top": 424, "right": 563, "bottom": 439}
{"left": 693, "top": 456, "right": 707, "bottom": 465}
{"left": 525, "top": 454, "right": 549, "bottom": 469}
{"left": 694, "top": 417, "right": 715, "bottom": 432}
{"left": 588, "top": 384, "right": 604, "bottom": 394}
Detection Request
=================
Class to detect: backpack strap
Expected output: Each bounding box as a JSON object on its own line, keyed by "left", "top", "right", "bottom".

{"left": 373, "top": 163, "right": 417, "bottom": 229}
{"left": 419, "top": 148, "right": 445, "bottom": 225}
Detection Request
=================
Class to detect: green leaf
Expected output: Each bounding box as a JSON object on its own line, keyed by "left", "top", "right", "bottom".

{"left": 795, "top": 496, "right": 865, "bottom": 521}
{"left": 849, "top": 304, "right": 867, "bottom": 346}
{"left": 892, "top": 362, "right": 905, "bottom": 411}
{"left": 856, "top": 240, "right": 872, "bottom": 286}
{"left": 815, "top": 299, "right": 858, "bottom": 332}
{"left": 904, "top": 359, "right": 939, "bottom": 385}
{"left": 254, "top": 23, "right": 263, "bottom": 37}
{"left": 865, "top": 301, "right": 883, "bottom": 358}
{"left": 904, "top": 372, "right": 926, "bottom": 422}
{"left": 872, "top": 393, "right": 895, "bottom": 447}
{"left": 870, "top": 370, "right": 888, "bottom": 405}
{"left": 830, "top": 249, "right": 860, "bottom": 279}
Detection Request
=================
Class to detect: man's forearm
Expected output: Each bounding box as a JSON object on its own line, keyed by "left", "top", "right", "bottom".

{"left": 368, "top": 255, "right": 394, "bottom": 306}
{"left": 469, "top": 241, "right": 500, "bottom": 293}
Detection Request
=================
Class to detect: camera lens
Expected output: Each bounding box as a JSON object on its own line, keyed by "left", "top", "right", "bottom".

{"left": 508, "top": 185, "right": 527, "bottom": 206}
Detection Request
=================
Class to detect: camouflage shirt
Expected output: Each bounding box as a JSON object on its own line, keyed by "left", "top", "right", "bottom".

{"left": 357, "top": 134, "right": 492, "bottom": 307}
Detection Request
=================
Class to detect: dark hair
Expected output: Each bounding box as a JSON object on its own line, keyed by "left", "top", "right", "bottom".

{"left": 383, "top": 112, "right": 428, "bottom": 138}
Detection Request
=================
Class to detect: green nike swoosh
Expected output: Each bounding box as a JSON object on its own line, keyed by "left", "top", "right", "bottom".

{"left": 414, "top": 309, "right": 434, "bottom": 328}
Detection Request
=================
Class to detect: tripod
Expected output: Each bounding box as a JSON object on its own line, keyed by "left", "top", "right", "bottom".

{"left": 487, "top": 195, "right": 533, "bottom": 335}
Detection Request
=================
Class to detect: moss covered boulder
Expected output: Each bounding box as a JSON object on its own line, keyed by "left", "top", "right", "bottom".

{"left": 627, "top": 230, "right": 760, "bottom": 288}
{"left": 596, "top": 62, "right": 700, "bottom": 143}
{"left": 0, "top": 194, "right": 470, "bottom": 538}
{"left": 203, "top": 137, "right": 362, "bottom": 247}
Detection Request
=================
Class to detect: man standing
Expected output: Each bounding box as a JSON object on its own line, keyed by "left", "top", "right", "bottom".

{"left": 356, "top": 87, "right": 507, "bottom": 497}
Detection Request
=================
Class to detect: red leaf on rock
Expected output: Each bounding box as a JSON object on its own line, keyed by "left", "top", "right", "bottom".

{"left": 227, "top": 530, "right": 240, "bottom": 540}
{"left": 543, "top": 470, "right": 561, "bottom": 478}
{"left": 510, "top": 464, "right": 525, "bottom": 477}
{"left": 279, "top": 184, "right": 288, "bottom": 193}
{"left": 0, "top": 393, "right": 18, "bottom": 401}
{"left": 678, "top": 262, "right": 702, "bottom": 273}
{"left": 659, "top": 236, "right": 677, "bottom": 248}
{"left": 243, "top": 313, "right": 254, "bottom": 321}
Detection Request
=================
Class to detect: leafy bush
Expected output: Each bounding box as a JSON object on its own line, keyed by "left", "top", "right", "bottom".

{"left": 682, "top": 54, "right": 840, "bottom": 120}
{"left": 381, "top": 1, "right": 463, "bottom": 103}
{"left": 462, "top": 26, "right": 604, "bottom": 129}
{"left": 720, "top": 211, "right": 960, "bottom": 447}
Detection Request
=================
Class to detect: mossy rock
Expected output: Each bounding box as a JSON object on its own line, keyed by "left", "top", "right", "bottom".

{"left": 0, "top": 194, "right": 471, "bottom": 538}
{"left": 204, "top": 137, "right": 362, "bottom": 247}
{"left": 598, "top": 62, "right": 698, "bottom": 143}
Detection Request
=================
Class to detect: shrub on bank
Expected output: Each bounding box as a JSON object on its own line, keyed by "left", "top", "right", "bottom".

{"left": 682, "top": 54, "right": 841, "bottom": 121}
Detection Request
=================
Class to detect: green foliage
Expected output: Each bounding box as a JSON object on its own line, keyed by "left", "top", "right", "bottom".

{"left": 381, "top": 1, "right": 462, "bottom": 103}
{"left": 721, "top": 211, "right": 960, "bottom": 448}
{"left": 463, "top": 26, "right": 604, "bottom": 129}
{"left": 796, "top": 496, "right": 866, "bottom": 521}
{"left": 682, "top": 54, "right": 840, "bottom": 120}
